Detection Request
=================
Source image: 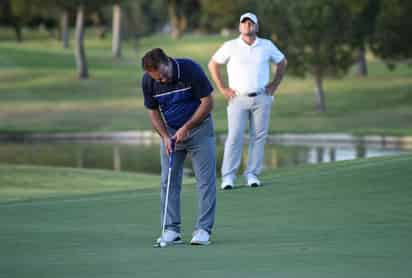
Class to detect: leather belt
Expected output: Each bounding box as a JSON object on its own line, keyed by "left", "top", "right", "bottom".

{"left": 237, "top": 90, "right": 264, "bottom": 97}
{"left": 247, "top": 92, "right": 259, "bottom": 97}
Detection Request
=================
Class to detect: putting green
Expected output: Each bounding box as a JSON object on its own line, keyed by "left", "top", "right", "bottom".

{"left": 1, "top": 155, "right": 411, "bottom": 277}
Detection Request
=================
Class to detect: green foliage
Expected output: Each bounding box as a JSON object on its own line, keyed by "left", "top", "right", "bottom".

{"left": 178, "top": 0, "right": 202, "bottom": 30}
{"left": 344, "top": 0, "right": 381, "bottom": 47}
{"left": 258, "top": 0, "right": 357, "bottom": 78}
{"left": 119, "top": 0, "right": 167, "bottom": 37}
{"left": 370, "top": 0, "right": 412, "bottom": 62}
{"left": 199, "top": 0, "right": 257, "bottom": 32}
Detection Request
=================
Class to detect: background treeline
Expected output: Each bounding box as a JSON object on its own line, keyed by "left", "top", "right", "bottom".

{"left": 1, "top": 0, "right": 411, "bottom": 111}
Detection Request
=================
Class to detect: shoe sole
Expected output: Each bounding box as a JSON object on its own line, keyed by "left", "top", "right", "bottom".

{"left": 190, "top": 241, "right": 211, "bottom": 246}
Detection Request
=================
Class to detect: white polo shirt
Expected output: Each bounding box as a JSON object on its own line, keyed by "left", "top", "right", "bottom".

{"left": 212, "top": 36, "right": 285, "bottom": 96}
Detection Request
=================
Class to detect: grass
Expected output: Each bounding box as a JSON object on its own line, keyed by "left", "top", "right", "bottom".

{"left": 1, "top": 154, "right": 412, "bottom": 277}
{"left": 0, "top": 32, "right": 411, "bottom": 135}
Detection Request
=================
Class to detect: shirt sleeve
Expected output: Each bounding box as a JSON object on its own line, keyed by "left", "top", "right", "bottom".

{"left": 268, "top": 41, "right": 285, "bottom": 64}
{"left": 189, "top": 61, "right": 214, "bottom": 99}
{"left": 212, "top": 41, "right": 231, "bottom": 64}
{"left": 141, "top": 74, "right": 159, "bottom": 110}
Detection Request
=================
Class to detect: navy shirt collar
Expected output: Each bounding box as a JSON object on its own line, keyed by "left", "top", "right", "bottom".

{"left": 170, "top": 58, "right": 180, "bottom": 83}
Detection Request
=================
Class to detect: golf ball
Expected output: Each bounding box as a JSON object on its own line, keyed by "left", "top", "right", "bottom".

{"left": 160, "top": 241, "right": 167, "bottom": 248}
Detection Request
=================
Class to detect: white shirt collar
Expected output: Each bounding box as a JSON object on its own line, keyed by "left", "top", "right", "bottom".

{"left": 238, "top": 36, "right": 260, "bottom": 47}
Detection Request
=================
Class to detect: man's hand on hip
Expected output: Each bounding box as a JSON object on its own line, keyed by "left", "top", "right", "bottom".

{"left": 221, "top": 88, "right": 237, "bottom": 100}
{"left": 265, "top": 83, "right": 278, "bottom": 96}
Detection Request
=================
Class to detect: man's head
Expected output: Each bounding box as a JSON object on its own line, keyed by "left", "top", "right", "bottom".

{"left": 142, "top": 48, "right": 172, "bottom": 83}
{"left": 239, "top": 12, "right": 259, "bottom": 35}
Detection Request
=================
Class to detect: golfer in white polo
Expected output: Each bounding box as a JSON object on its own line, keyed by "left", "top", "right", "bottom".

{"left": 208, "top": 12, "right": 287, "bottom": 189}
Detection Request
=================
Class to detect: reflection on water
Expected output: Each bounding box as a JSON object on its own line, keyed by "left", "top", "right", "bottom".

{"left": 0, "top": 140, "right": 409, "bottom": 176}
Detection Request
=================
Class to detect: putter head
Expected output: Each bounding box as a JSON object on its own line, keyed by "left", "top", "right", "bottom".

{"left": 153, "top": 240, "right": 167, "bottom": 248}
{"left": 152, "top": 235, "right": 184, "bottom": 248}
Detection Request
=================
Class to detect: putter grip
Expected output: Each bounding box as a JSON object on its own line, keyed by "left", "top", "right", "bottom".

{"left": 169, "top": 139, "right": 176, "bottom": 167}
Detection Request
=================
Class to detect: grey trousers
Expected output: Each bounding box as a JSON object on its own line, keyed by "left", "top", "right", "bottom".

{"left": 221, "top": 94, "right": 274, "bottom": 181}
{"left": 159, "top": 117, "right": 216, "bottom": 234}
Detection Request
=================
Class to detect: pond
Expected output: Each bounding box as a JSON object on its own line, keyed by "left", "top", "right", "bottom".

{"left": 0, "top": 134, "right": 410, "bottom": 176}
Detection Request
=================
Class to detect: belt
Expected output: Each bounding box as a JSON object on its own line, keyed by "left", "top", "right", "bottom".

{"left": 247, "top": 91, "right": 264, "bottom": 97}
{"left": 237, "top": 90, "right": 264, "bottom": 97}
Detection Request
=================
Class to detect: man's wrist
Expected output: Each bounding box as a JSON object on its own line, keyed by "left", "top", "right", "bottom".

{"left": 181, "top": 124, "right": 191, "bottom": 133}
{"left": 270, "top": 80, "right": 280, "bottom": 88}
{"left": 160, "top": 133, "right": 170, "bottom": 140}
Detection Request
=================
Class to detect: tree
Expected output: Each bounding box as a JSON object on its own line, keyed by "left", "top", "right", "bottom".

{"left": 90, "top": 8, "right": 108, "bottom": 39}
{"left": 258, "top": 0, "right": 357, "bottom": 112}
{"left": 74, "top": 4, "right": 88, "bottom": 79}
{"left": 60, "top": 8, "right": 70, "bottom": 48}
{"left": 1, "top": 0, "right": 60, "bottom": 42}
{"left": 199, "top": 0, "right": 256, "bottom": 32}
{"left": 369, "top": 0, "right": 412, "bottom": 65}
{"left": 1, "top": 0, "right": 29, "bottom": 42}
{"left": 168, "top": 0, "right": 187, "bottom": 39}
{"left": 345, "top": 0, "right": 381, "bottom": 76}
{"left": 54, "top": 0, "right": 113, "bottom": 50}
{"left": 62, "top": 0, "right": 117, "bottom": 78}
{"left": 167, "top": 0, "right": 201, "bottom": 39}
{"left": 105, "top": 0, "right": 168, "bottom": 39}
{"left": 112, "top": 2, "right": 122, "bottom": 58}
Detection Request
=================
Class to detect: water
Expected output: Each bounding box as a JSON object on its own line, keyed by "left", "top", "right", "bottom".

{"left": 0, "top": 136, "right": 410, "bottom": 176}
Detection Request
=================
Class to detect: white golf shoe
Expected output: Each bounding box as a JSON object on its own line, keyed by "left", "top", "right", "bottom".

{"left": 190, "top": 229, "right": 211, "bottom": 246}
{"left": 221, "top": 177, "right": 234, "bottom": 190}
{"left": 156, "top": 230, "right": 183, "bottom": 245}
{"left": 246, "top": 174, "right": 261, "bottom": 187}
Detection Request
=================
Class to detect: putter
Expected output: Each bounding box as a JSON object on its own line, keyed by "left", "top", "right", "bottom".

{"left": 154, "top": 139, "right": 176, "bottom": 248}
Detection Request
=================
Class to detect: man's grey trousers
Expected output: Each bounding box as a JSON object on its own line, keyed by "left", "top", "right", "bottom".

{"left": 160, "top": 117, "right": 216, "bottom": 234}
{"left": 221, "top": 94, "right": 274, "bottom": 181}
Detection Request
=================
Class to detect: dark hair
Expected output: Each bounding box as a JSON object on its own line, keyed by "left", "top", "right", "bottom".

{"left": 141, "top": 48, "right": 169, "bottom": 71}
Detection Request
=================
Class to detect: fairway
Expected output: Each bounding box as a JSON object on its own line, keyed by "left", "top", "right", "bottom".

{"left": 1, "top": 155, "right": 412, "bottom": 277}
{"left": 1, "top": 35, "right": 412, "bottom": 135}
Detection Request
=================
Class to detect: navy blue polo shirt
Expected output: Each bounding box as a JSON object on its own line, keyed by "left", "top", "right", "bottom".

{"left": 141, "top": 58, "right": 213, "bottom": 129}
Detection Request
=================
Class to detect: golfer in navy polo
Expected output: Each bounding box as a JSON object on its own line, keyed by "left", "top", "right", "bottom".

{"left": 141, "top": 48, "right": 216, "bottom": 246}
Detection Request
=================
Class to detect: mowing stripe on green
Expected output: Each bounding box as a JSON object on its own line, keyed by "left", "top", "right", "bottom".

{"left": 1, "top": 155, "right": 411, "bottom": 277}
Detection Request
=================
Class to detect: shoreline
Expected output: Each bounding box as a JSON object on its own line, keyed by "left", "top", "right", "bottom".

{"left": 1, "top": 131, "right": 412, "bottom": 149}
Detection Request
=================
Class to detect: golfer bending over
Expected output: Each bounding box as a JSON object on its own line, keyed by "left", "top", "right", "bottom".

{"left": 141, "top": 48, "right": 216, "bottom": 246}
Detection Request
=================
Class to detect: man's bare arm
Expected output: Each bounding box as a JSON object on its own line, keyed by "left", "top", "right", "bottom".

{"left": 148, "top": 109, "right": 173, "bottom": 154}
{"left": 208, "top": 60, "right": 236, "bottom": 100}
{"left": 265, "top": 58, "right": 288, "bottom": 95}
{"left": 174, "top": 94, "right": 214, "bottom": 143}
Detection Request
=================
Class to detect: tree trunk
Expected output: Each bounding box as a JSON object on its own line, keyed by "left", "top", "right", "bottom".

{"left": 75, "top": 6, "right": 88, "bottom": 79}
{"left": 112, "top": 3, "right": 122, "bottom": 58}
{"left": 13, "top": 22, "right": 23, "bottom": 42}
{"left": 3, "top": 1, "right": 22, "bottom": 42}
{"left": 97, "top": 14, "right": 108, "bottom": 39}
{"left": 355, "top": 142, "right": 366, "bottom": 158}
{"left": 168, "top": 0, "right": 186, "bottom": 39}
{"left": 314, "top": 68, "right": 326, "bottom": 112}
{"left": 356, "top": 43, "right": 368, "bottom": 77}
{"left": 316, "top": 147, "right": 324, "bottom": 163}
{"left": 113, "top": 146, "right": 121, "bottom": 171}
{"left": 329, "top": 148, "right": 336, "bottom": 162}
{"left": 97, "top": 26, "right": 108, "bottom": 39}
{"left": 61, "top": 10, "right": 69, "bottom": 49}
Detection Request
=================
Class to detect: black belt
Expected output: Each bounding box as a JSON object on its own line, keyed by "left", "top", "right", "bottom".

{"left": 247, "top": 92, "right": 259, "bottom": 97}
